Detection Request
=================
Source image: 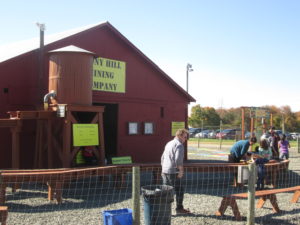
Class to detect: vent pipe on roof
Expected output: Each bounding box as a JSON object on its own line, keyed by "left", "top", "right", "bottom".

{"left": 36, "top": 23, "right": 46, "bottom": 107}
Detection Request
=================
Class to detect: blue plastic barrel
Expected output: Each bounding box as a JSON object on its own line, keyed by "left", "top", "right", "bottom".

{"left": 102, "top": 208, "right": 133, "bottom": 225}
{"left": 141, "top": 185, "right": 174, "bottom": 225}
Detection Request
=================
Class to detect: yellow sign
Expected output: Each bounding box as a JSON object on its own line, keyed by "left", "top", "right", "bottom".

{"left": 73, "top": 124, "right": 99, "bottom": 147}
{"left": 112, "top": 156, "right": 132, "bottom": 164}
{"left": 93, "top": 57, "right": 126, "bottom": 93}
{"left": 256, "top": 109, "right": 269, "bottom": 118}
{"left": 171, "top": 121, "right": 185, "bottom": 136}
{"left": 250, "top": 107, "right": 270, "bottom": 118}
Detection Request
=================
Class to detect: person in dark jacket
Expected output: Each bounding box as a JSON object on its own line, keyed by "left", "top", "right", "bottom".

{"left": 229, "top": 137, "right": 257, "bottom": 163}
{"left": 268, "top": 126, "right": 280, "bottom": 158}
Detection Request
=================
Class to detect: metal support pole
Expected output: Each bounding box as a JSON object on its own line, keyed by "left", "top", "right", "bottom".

{"left": 247, "top": 162, "right": 256, "bottom": 225}
{"left": 132, "top": 166, "right": 140, "bottom": 225}
{"left": 186, "top": 69, "right": 189, "bottom": 93}
{"left": 186, "top": 63, "right": 193, "bottom": 93}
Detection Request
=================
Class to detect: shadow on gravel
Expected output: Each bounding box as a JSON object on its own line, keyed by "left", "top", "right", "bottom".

{"left": 171, "top": 210, "right": 300, "bottom": 225}
{"left": 254, "top": 208, "right": 300, "bottom": 225}
{"left": 6, "top": 187, "right": 132, "bottom": 213}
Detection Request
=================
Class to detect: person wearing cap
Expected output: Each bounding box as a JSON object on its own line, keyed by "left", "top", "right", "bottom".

{"left": 229, "top": 137, "right": 257, "bottom": 163}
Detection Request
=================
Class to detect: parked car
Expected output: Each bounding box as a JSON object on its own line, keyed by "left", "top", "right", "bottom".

{"left": 261, "top": 130, "right": 292, "bottom": 141}
{"left": 274, "top": 130, "right": 293, "bottom": 140}
{"left": 188, "top": 128, "right": 202, "bottom": 138}
{"left": 284, "top": 132, "right": 293, "bottom": 140}
{"left": 216, "top": 129, "right": 239, "bottom": 140}
{"left": 195, "top": 130, "right": 211, "bottom": 138}
{"left": 208, "top": 130, "right": 220, "bottom": 139}
{"left": 290, "top": 132, "right": 300, "bottom": 140}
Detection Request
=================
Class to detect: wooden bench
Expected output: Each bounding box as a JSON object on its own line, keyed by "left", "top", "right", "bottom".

{"left": 0, "top": 206, "right": 8, "bottom": 225}
{"left": 216, "top": 186, "right": 300, "bottom": 220}
{"left": 0, "top": 166, "right": 119, "bottom": 204}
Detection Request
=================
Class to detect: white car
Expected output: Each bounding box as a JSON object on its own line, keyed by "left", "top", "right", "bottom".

{"left": 290, "top": 132, "right": 300, "bottom": 140}
{"left": 195, "top": 130, "right": 211, "bottom": 138}
{"left": 208, "top": 130, "right": 220, "bottom": 139}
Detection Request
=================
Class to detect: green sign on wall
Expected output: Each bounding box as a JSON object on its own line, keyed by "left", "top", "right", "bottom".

{"left": 73, "top": 124, "right": 99, "bottom": 147}
{"left": 112, "top": 156, "right": 132, "bottom": 165}
{"left": 171, "top": 121, "right": 185, "bottom": 136}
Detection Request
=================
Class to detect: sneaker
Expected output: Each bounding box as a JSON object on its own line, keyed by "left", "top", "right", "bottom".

{"left": 176, "top": 208, "right": 192, "bottom": 215}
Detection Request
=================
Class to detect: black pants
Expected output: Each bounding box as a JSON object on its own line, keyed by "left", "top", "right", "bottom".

{"left": 162, "top": 173, "right": 184, "bottom": 210}
{"left": 229, "top": 153, "right": 241, "bottom": 163}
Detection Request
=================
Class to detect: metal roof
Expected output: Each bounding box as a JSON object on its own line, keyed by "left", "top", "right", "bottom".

{"left": 0, "top": 21, "right": 106, "bottom": 63}
{"left": 49, "top": 45, "right": 95, "bottom": 55}
{"left": 0, "top": 21, "right": 195, "bottom": 102}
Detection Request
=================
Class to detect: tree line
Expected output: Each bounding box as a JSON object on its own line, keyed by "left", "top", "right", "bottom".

{"left": 189, "top": 104, "right": 300, "bottom": 132}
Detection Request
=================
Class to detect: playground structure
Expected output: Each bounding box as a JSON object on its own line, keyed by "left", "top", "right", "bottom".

{"left": 241, "top": 106, "right": 271, "bottom": 140}
{"left": 0, "top": 46, "right": 105, "bottom": 169}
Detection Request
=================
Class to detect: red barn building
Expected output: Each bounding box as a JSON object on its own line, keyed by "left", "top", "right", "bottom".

{"left": 0, "top": 21, "right": 195, "bottom": 169}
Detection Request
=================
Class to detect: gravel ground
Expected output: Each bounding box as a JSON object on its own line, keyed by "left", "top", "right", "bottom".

{"left": 4, "top": 145, "right": 300, "bottom": 225}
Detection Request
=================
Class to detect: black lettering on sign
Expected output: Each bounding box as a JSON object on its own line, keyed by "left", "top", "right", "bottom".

{"left": 93, "top": 58, "right": 104, "bottom": 66}
{"left": 93, "top": 70, "right": 114, "bottom": 79}
{"left": 93, "top": 81, "right": 100, "bottom": 89}
{"left": 93, "top": 81, "right": 118, "bottom": 91}
{"left": 106, "top": 60, "right": 121, "bottom": 69}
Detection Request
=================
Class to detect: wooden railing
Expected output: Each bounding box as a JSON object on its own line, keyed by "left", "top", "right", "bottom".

{"left": 0, "top": 160, "right": 289, "bottom": 204}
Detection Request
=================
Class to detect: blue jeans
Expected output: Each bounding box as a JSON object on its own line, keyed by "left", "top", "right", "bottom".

{"left": 257, "top": 164, "right": 265, "bottom": 190}
{"left": 280, "top": 152, "right": 289, "bottom": 160}
{"left": 255, "top": 158, "right": 268, "bottom": 190}
{"left": 162, "top": 173, "right": 184, "bottom": 210}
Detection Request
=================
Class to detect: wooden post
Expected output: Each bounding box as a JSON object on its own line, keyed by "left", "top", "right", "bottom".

{"left": 132, "top": 166, "right": 140, "bottom": 225}
{"left": 10, "top": 125, "right": 21, "bottom": 169}
{"left": 270, "top": 113, "right": 273, "bottom": 127}
{"left": 250, "top": 118, "right": 254, "bottom": 134}
{"left": 47, "top": 119, "right": 53, "bottom": 168}
{"left": 262, "top": 118, "right": 266, "bottom": 134}
{"left": 241, "top": 107, "right": 245, "bottom": 140}
{"left": 98, "top": 112, "right": 105, "bottom": 166}
{"left": 247, "top": 162, "right": 256, "bottom": 225}
{"left": 63, "top": 110, "right": 72, "bottom": 168}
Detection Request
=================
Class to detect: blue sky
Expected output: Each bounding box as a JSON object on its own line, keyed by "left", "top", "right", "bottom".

{"left": 1, "top": 0, "right": 300, "bottom": 111}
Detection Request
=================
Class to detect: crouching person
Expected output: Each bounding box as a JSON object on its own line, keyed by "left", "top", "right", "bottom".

{"left": 229, "top": 137, "right": 257, "bottom": 163}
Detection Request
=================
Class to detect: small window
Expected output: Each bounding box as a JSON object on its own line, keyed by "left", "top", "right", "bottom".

{"left": 144, "top": 122, "right": 154, "bottom": 135}
{"left": 128, "top": 122, "right": 139, "bottom": 135}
